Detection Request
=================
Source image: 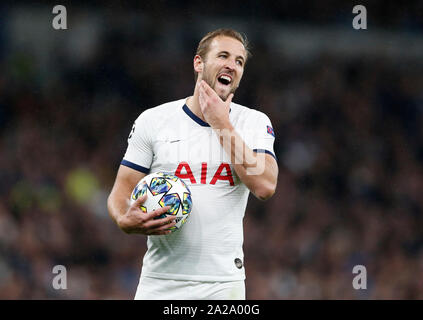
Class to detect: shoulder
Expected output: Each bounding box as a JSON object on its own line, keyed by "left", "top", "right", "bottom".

{"left": 230, "top": 102, "right": 272, "bottom": 123}
{"left": 135, "top": 98, "right": 186, "bottom": 123}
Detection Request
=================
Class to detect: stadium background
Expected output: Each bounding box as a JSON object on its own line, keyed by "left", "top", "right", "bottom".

{"left": 1, "top": 0, "right": 423, "bottom": 299}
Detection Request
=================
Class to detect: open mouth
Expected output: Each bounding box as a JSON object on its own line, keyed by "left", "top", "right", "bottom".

{"left": 217, "top": 74, "right": 232, "bottom": 86}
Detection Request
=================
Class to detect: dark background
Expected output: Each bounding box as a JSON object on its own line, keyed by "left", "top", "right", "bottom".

{"left": 1, "top": 0, "right": 423, "bottom": 299}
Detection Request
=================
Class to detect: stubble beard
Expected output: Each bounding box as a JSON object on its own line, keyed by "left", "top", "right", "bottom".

{"left": 201, "top": 65, "right": 237, "bottom": 101}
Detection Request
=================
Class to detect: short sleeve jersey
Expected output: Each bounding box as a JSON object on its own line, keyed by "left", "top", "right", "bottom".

{"left": 122, "top": 98, "right": 276, "bottom": 281}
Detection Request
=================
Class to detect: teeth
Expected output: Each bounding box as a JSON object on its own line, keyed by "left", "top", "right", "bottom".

{"left": 218, "top": 75, "right": 232, "bottom": 85}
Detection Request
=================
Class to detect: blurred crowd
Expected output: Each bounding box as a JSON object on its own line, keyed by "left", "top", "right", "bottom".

{"left": 1, "top": 3, "right": 423, "bottom": 299}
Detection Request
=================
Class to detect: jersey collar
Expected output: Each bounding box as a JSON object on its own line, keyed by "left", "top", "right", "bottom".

{"left": 182, "top": 104, "right": 210, "bottom": 127}
{"left": 182, "top": 104, "right": 232, "bottom": 127}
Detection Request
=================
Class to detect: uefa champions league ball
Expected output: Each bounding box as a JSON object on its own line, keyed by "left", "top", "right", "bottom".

{"left": 130, "top": 172, "right": 193, "bottom": 232}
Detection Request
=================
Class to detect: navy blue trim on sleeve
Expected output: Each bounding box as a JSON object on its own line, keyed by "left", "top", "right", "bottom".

{"left": 253, "top": 149, "right": 277, "bottom": 161}
{"left": 121, "top": 160, "right": 150, "bottom": 174}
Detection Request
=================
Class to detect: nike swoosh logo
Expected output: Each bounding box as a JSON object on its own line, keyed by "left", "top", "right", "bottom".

{"left": 169, "top": 140, "right": 181, "bottom": 143}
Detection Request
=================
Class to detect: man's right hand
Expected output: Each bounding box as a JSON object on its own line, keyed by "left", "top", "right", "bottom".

{"left": 116, "top": 194, "right": 176, "bottom": 235}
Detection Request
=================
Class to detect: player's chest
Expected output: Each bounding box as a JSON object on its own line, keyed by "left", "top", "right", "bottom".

{"left": 151, "top": 126, "right": 238, "bottom": 186}
{"left": 152, "top": 126, "right": 229, "bottom": 163}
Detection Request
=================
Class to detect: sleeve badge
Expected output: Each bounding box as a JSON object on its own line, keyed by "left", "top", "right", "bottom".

{"left": 266, "top": 125, "right": 275, "bottom": 137}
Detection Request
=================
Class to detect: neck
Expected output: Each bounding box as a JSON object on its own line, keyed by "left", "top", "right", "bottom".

{"left": 186, "top": 81, "right": 206, "bottom": 122}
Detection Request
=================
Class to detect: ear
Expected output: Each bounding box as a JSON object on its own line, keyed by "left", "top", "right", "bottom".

{"left": 193, "top": 55, "right": 203, "bottom": 74}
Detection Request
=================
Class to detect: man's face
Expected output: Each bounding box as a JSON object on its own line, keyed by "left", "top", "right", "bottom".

{"left": 197, "top": 36, "right": 246, "bottom": 101}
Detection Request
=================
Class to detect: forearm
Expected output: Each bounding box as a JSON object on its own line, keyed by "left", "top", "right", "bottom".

{"left": 107, "top": 189, "right": 131, "bottom": 224}
{"left": 108, "top": 165, "right": 145, "bottom": 224}
{"left": 216, "top": 125, "right": 278, "bottom": 200}
{"left": 107, "top": 174, "right": 136, "bottom": 226}
{"left": 196, "top": 80, "right": 278, "bottom": 199}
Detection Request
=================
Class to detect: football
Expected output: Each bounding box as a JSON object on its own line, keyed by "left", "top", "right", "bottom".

{"left": 130, "top": 172, "right": 193, "bottom": 232}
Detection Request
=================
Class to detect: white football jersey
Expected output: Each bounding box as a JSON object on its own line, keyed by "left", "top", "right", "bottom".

{"left": 122, "top": 98, "right": 276, "bottom": 281}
